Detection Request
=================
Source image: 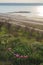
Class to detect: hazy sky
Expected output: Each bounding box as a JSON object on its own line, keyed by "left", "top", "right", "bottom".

{"left": 0, "top": 0, "right": 43, "bottom": 3}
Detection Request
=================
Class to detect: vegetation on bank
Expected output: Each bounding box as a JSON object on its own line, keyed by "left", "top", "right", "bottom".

{"left": 0, "top": 22, "right": 43, "bottom": 65}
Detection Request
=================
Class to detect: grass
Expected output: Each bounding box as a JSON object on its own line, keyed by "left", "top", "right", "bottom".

{"left": 0, "top": 61, "right": 12, "bottom": 65}
{"left": 0, "top": 22, "right": 43, "bottom": 65}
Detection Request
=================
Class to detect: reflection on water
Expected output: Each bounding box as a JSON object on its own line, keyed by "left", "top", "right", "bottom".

{"left": 0, "top": 5, "right": 43, "bottom": 17}
{"left": 37, "top": 6, "right": 43, "bottom": 16}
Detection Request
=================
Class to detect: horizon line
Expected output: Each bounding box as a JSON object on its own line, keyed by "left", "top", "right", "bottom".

{"left": 0, "top": 3, "right": 43, "bottom": 5}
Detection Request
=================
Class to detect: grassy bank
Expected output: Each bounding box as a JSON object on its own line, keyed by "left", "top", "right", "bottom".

{"left": 0, "top": 22, "right": 43, "bottom": 65}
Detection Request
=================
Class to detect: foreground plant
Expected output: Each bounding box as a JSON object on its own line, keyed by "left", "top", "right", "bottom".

{"left": 0, "top": 22, "right": 43, "bottom": 65}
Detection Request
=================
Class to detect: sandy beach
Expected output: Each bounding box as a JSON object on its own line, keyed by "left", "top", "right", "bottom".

{"left": 0, "top": 13, "right": 43, "bottom": 32}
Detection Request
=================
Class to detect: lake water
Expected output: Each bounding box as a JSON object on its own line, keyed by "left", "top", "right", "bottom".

{"left": 0, "top": 3, "right": 43, "bottom": 17}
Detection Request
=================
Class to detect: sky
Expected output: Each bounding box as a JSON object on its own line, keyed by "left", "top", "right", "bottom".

{"left": 0, "top": 0, "right": 43, "bottom": 3}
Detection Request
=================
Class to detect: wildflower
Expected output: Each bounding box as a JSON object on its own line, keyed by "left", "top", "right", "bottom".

{"left": 16, "top": 54, "right": 20, "bottom": 58}
{"left": 20, "top": 55, "right": 28, "bottom": 58}
{"left": 20, "top": 55, "right": 24, "bottom": 58}
{"left": 24, "top": 55, "right": 28, "bottom": 58}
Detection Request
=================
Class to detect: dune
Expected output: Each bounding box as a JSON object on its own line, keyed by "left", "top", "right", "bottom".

{"left": 0, "top": 13, "right": 43, "bottom": 32}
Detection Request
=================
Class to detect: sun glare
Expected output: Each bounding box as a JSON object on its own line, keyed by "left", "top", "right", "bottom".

{"left": 37, "top": 6, "right": 43, "bottom": 16}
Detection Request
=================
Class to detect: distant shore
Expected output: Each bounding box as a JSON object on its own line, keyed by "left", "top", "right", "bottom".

{"left": 0, "top": 3, "right": 43, "bottom": 6}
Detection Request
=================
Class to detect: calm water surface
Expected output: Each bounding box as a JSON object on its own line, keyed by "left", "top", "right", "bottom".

{"left": 0, "top": 4, "right": 43, "bottom": 17}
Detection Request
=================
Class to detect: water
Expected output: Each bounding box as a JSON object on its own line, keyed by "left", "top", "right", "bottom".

{"left": 0, "top": 3, "right": 43, "bottom": 17}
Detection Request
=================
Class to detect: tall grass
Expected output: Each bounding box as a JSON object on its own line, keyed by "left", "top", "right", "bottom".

{"left": 0, "top": 22, "right": 43, "bottom": 65}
